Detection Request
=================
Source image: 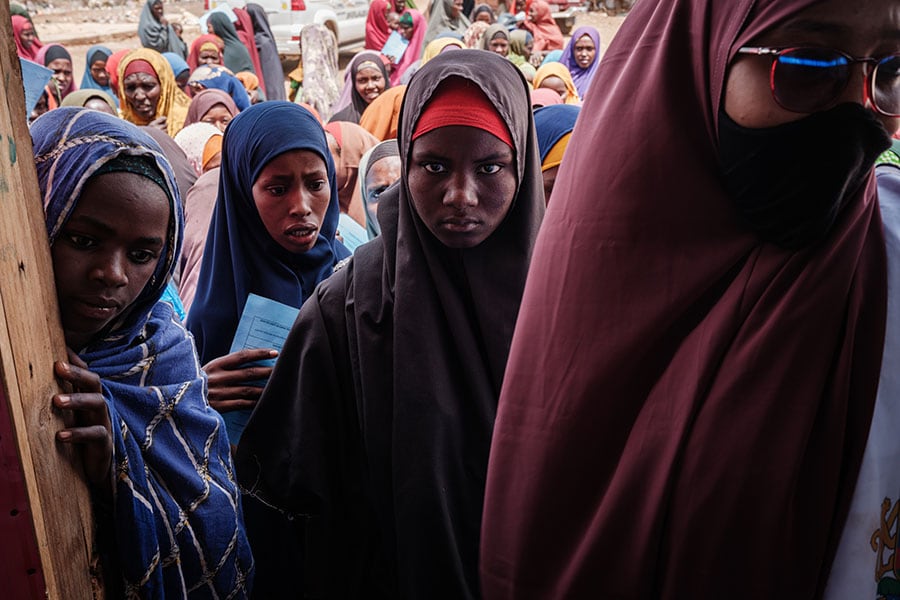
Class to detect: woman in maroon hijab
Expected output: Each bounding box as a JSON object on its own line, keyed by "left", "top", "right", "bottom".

{"left": 481, "top": 0, "right": 899, "bottom": 598}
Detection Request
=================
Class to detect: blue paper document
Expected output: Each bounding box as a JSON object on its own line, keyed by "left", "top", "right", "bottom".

{"left": 223, "top": 294, "right": 299, "bottom": 443}
{"left": 338, "top": 212, "right": 369, "bottom": 252}
{"left": 381, "top": 31, "right": 410, "bottom": 62}
{"left": 20, "top": 59, "right": 53, "bottom": 117}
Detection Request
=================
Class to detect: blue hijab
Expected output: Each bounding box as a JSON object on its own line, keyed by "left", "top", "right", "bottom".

{"left": 186, "top": 101, "right": 350, "bottom": 365}
{"left": 163, "top": 50, "right": 191, "bottom": 80}
{"left": 188, "top": 64, "right": 251, "bottom": 111}
{"left": 534, "top": 103, "right": 580, "bottom": 162}
{"left": 31, "top": 108, "right": 253, "bottom": 597}
{"left": 79, "top": 45, "right": 118, "bottom": 107}
{"left": 541, "top": 48, "right": 564, "bottom": 65}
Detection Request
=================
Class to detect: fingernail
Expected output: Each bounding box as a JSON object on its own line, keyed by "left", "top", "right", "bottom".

{"left": 56, "top": 395, "right": 69, "bottom": 407}
{"left": 57, "top": 431, "right": 71, "bottom": 441}
{"left": 269, "top": 350, "right": 279, "bottom": 357}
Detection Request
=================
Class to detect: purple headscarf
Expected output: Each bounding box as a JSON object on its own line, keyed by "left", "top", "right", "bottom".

{"left": 559, "top": 26, "right": 600, "bottom": 99}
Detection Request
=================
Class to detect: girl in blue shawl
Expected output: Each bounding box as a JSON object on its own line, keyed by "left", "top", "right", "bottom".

{"left": 32, "top": 108, "right": 253, "bottom": 598}
{"left": 185, "top": 102, "right": 350, "bottom": 444}
{"left": 79, "top": 45, "right": 119, "bottom": 107}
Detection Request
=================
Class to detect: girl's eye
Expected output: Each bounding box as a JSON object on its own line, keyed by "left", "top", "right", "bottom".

{"left": 129, "top": 249, "right": 157, "bottom": 265}
{"left": 307, "top": 180, "right": 326, "bottom": 192}
{"left": 369, "top": 185, "right": 389, "bottom": 200}
{"left": 267, "top": 185, "right": 287, "bottom": 196}
{"left": 422, "top": 162, "right": 447, "bottom": 174}
{"left": 67, "top": 233, "right": 96, "bottom": 249}
{"left": 479, "top": 164, "right": 503, "bottom": 175}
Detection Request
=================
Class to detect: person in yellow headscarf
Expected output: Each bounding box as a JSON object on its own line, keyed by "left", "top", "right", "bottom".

{"left": 118, "top": 48, "right": 191, "bottom": 137}
{"left": 420, "top": 36, "right": 465, "bottom": 64}
{"left": 533, "top": 61, "right": 581, "bottom": 105}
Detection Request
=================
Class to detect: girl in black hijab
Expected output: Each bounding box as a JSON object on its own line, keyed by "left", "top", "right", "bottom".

{"left": 236, "top": 49, "right": 544, "bottom": 598}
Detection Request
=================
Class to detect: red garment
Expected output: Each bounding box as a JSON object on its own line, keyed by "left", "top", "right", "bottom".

{"left": 522, "top": 0, "right": 563, "bottom": 52}
{"left": 389, "top": 9, "right": 426, "bottom": 86}
{"left": 11, "top": 15, "right": 40, "bottom": 61}
{"left": 233, "top": 8, "right": 267, "bottom": 96}
{"left": 123, "top": 59, "right": 156, "bottom": 78}
{"left": 413, "top": 77, "right": 512, "bottom": 147}
{"left": 187, "top": 34, "right": 225, "bottom": 70}
{"left": 106, "top": 48, "right": 131, "bottom": 92}
{"left": 481, "top": 0, "right": 888, "bottom": 598}
{"left": 365, "top": 0, "right": 392, "bottom": 50}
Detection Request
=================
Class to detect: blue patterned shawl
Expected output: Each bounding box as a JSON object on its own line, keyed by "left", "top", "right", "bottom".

{"left": 30, "top": 108, "right": 253, "bottom": 598}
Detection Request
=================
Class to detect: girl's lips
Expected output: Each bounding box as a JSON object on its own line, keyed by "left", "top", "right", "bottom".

{"left": 74, "top": 297, "right": 121, "bottom": 321}
{"left": 284, "top": 222, "right": 319, "bottom": 246}
{"left": 440, "top": 217, "right": 480, "bottom": 233}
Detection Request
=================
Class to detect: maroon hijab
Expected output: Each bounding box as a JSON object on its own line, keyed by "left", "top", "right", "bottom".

{"left": 481, "top": 0, "right": 888, "bottom": 598}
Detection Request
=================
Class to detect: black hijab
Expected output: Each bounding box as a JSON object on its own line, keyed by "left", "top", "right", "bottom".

{"left": 237, "top": 49, "right": 544, "bottom": 598}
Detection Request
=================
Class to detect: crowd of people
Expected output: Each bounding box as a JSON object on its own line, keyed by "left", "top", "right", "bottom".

{"left": 6, "top": 0, "right": 900, "bottom": 597}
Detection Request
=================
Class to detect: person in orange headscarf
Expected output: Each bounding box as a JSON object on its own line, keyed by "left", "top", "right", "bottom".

{"left": 360, "top": 84, "right": 406, "bottom": 140}
{"left": 532, "top": 61, "right": 580, "bottom": 104}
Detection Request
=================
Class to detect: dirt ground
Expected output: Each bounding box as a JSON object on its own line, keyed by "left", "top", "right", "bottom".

{"left": 24, "top": 0, "right": 628, "bottom": 87}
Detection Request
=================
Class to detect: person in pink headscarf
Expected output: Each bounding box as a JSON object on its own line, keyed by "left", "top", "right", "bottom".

{"left": 481, "top": 0, "right": 899, "bottom": 597}
{"left": 521, "top": 0, "right": 563, "bottom": 54}
{"left": 365, "top": 0, "right": 393, "bottom": 49}
{"left": 388, "top": 10, "right": 426, "bottom": 85}
{"left": 11, "top": 15, "right": 40, "bottom": 61}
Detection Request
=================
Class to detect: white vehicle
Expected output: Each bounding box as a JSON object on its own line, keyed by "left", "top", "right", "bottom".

{"left": 205, "top": 0, "right": 370, "bottom": 58}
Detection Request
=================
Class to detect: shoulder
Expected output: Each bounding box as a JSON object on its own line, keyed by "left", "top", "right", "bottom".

{"left": 306, "top": 238, "right": 386, "bottom": 321}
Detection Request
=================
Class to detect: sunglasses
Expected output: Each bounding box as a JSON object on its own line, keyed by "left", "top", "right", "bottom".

{"left": 737, "top": 46, "right": 900, "bottom": 117}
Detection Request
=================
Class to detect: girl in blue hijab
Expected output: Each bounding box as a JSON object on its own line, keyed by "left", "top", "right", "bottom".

{"left": 32, "top": 107, "right": 253, "bottom": 598}
{"left": 79, "top": 45, "right": 118, "bottom": 107}
{"left": 185, "top": 101, "right": 350, "bottom": 443}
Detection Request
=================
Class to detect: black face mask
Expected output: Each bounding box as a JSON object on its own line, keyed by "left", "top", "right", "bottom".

{"left": 718, "top": 103, "right": 891, "bottom": 250}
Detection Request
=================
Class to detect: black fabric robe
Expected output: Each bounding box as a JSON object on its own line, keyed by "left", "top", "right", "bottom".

{"left": 236, "top": 49, "right": 545, "bottom": 598}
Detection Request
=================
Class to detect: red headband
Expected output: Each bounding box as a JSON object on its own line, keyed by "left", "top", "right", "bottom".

{"left": 412, "top": 77, "right": 513, "bottom": 148}
{"left": 124, "top": 59, "right": 157, "bottom": 79}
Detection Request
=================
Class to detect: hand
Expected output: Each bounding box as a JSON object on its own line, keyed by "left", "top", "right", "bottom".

{"left": 53, "top": 349, "right": 113, "bottom": 487}
{"left": 148, "top": 116, "right": 168, "bottom": 131}
{"left": 529, "top": 52, "right": 544, "bottom": 67}
{"left": 203, "top": 348, "right": 278, "bottom": 413}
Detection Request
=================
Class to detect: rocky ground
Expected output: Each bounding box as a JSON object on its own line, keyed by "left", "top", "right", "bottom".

{"left": 22, "top": 0, "right": 628, "bottom": 84}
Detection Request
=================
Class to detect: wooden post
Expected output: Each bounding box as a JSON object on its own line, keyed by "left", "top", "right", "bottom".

{"left": 0, "top": 2, "right": 98, "bottom": 597}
